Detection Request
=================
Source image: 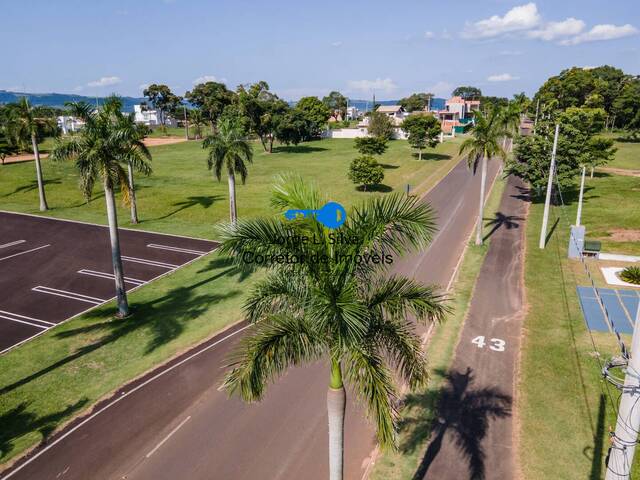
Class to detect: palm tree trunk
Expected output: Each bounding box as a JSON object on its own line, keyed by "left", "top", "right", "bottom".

{"left": 127, "top": 161, "right": 139, "bottom": 224}
{"left": 228, "top": 171, "right": 238, "bottom": 224}
{"left": 31, "top": 134, "right": 48, "bottom": 211}
{"left": 327, "top": 360, "right": 346, "bottom": 480}
{"left": 104, "top": 180, "right": 129, "bottom": 317}
{"left": 590, "top": 166, "right": 594, "bottom": 178}
{"left": 476, "top": 155, "right": 487, "bottom": 246}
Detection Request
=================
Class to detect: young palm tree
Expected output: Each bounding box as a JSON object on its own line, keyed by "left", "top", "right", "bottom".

{"left": 203, "top": 117, "right": 253, "bottom": 224}
{"left": 51, "top": 97, "right": 151, "bottom": 317}
{"left": 218, "top": 175, "right": 449, "bottom": 480}
{"left": 11, "top": 98, "right": 57, "bottom": 210}
{"left": 498, "top": 102, "right": 522, "bottom": 152}
{"left": 189, "top": 108, "right": 205, "bottom": 139}
{"left": 459, "top": 109, "right": 506, "bottom": 246}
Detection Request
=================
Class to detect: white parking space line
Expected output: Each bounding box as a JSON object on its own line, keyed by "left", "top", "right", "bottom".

{"left": 0, "top": 315, "right": 50, "bottom": 330}
{"left": 0, "top": 240, "right": 26, "bottom": 249}
{"left": 0, "top": 310, "right": 56, "bottom": 327}
{"left": 78, "top": 269, "right": 146, "bottom": 286}
{"left": 0, "top": 244, "right": 50, "bottom": 262}
{"left": 145, "top": 416, "right": 192, "bottom": 458}
{"left": 147, "top": 243, "right": 208, "bottom": 255}
{"left": 32, "top": 286, "right": 106, "bottom": 305}
{"left": 121, "top": 255, "right": 178, "bottom": 269}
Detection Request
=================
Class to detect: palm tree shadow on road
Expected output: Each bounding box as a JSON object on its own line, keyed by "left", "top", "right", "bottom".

{"left": 398, "top": 367, "right": 512, "bottom": 480}
{"left": 482, "top": 212, "right": 524, "bottom": 242}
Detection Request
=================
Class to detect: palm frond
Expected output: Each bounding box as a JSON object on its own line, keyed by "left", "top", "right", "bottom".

{"left": 270, "top": 173, "right": 324, "bottom": 212}
{"left": 222, "top": 314, "right": 326, "bottom": 402}
{"left": 243, "top": 270, "right": 309, "bottom": 323}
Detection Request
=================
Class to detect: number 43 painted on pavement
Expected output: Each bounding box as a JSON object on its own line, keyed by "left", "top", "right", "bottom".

{"left": 471, "top": 336, "right": 506, "bottom": 352}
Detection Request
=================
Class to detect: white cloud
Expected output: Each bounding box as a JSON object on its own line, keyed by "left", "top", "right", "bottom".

{"left": 426, "top": 81, "right": 453, "bottom": 97}
{"left": 441, "top": 29, "right": 452, "bottom": 39}
{"left": 424, "top": 31, "right": 435, "bottom": 39}
{"left": 331, "top": 41, "right": 342, "bottom": 47}
{"left": 487, "top": 73, "right": 520, "bottom": 82}
{"left": 560, "top": 23, "right": 638, "bottom": 45}
{"left": 347, "top": 78, "right": 397, "bottom": 93}
{"left": 528, "top": 17, "right": 585, "bottom": 40}
{"left": 462, "top": 3, "right": 541, "bottom": 39}
{"left": 87, "top": 76, "right": 121, "bottom": 87}
{"left": 192, "top": 75, "right": 227, "bottom": 85}
{"left": 72, "top": 86, "right": 84, "bottom": 92}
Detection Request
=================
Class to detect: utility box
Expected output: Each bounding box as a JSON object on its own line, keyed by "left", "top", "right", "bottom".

{"left": 568, "top": 225, "right": 585, "bottom": 259}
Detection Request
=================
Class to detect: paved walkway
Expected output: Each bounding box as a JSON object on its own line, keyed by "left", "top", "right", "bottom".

{"left": 420, "top": 175, "right": 529, "bottom": 480}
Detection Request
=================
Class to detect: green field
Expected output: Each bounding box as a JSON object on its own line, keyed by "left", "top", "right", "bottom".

{"left": 606, "top": 134, "right": 640, "bottom": 171}
{"left": 519, "top": 141, "right": 640, "bottom": 479}
{"left": 0, "top": 137, "right": 463, "bottom": 468}
{"left": 0, "top": 137, "right": 462, "bottom": 240}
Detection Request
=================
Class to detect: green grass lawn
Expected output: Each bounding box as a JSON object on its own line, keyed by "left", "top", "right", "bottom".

{"left": 370, "top": 174, "right": 507, "bottom": 479}
{"left": 518, "top": 158, "right": 640, "bottom": 478}
{"left": 0, "top": 136, "right": 463, "bottom": 469}
{"left": 0, "top": 137, "right": 462, "bottom": 240}
{"left": 604, "top": 134, "right": 640, "bottom": 171}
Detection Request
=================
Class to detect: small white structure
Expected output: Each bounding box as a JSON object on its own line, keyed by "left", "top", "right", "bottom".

{"left": 374, "top": 105, "right": 408, "bottom": 126}
{"left": 323, "top": 127, "right": 408, "bottom": 140}
{"left": 346, "top": 106, "right": 360, "bottom": 121}
{"left": 57, "top": 116, "right": 85, "bottom": 135}
{"left": 133, "top": 104, "right": 161, "bottom": 126}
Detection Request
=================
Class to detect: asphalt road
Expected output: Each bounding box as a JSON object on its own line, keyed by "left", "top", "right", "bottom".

{"left": 1, "top": 156, "right": 501, "bottom": 480}
{"left": 420, "top": 176, "right": 529, "bottom": 480}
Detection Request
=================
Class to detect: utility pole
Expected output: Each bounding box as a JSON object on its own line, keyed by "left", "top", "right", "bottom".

{"left": 606, "top": 303, "right": 640, "bottom": 480}
{"left": 576, "top": 165, "right": 586, "bottom": 226}
{"left": 539, "top": 123, "right": 560, "bottom": 249}
{"left": 183, "top": 105, "right": 189, "bottom": 140}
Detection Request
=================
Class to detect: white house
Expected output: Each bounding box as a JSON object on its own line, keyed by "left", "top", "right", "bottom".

{"left": 133, "top": 104, "right": 161, "bottom": 126}
{"left": 374, "top": 105, "right": 408, "bottom": 126}
{"left": 346, "top": 106, "right": 360, "bottom": 120}
{"left": 57, "top": 116, "right": 85, "bottom": 135}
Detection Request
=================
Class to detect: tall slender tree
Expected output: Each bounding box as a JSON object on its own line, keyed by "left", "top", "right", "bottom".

{"left": 51, "top": 97, "right": 152, "bottom": 317}
{"left": 497, "top": 102, "right": 522, "bottom": 151}
{"left": 458, "top": 109, "right": 506, "bottom": 245}
{"left": 203, "top": 117, "right": 253, "bottom": 224}
{"left": 219, "top": 175, "right": 448, "bottom": 480}
{"left": 11, "top": 98, "right": 57, "bottom": 210}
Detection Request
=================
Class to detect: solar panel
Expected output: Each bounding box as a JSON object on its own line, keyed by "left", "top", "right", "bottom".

{"left": 576, "top": 287, "right": 640, "bottom": 334}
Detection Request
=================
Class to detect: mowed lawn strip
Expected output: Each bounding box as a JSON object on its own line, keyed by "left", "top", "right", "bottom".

{"left": 0, "top": 253, "right": 257, "bottom": 468}
{"left": 518, "top": 148, "right": 640, "bottom": 478}
{"left": 0, "top": 137, "right": 462, "bottom": 240}
{"left": 370, "top": 174, "right": 507, "bottom": 479}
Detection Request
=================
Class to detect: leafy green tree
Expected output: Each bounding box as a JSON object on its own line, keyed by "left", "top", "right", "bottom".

{"left": 399, "top": 93, "right": 433, "bottom": 112}
{"left": 480, "top": 96, "right": 509, "bottom": 112}
{"left": 238, "top": 81, "right": 289, "bottom": 152}
{"left": 401, "top": 115, "right": 441, "bottom": 160}
{"left": 218, "top": 175, "right": 448, "bottom": 480}
{"left": 348, "top": 155, "right": 384, "bottom": 191}
{"left": 188, "top": 108, "right": 205, "bottom": 139}
{"left": 142, "top": 84, "right": 182, "bottom": 126}
{"left": 368, "top": 111, "right": 394, "bottom": 140}
{"left": 354, "top": 136, "right": 388, "bottom": 156}
{"left": 295, "top": 97, "right": 331, "bottom": 138}
{"left": 458, "top": 109, "right": 506, "bottom": 245}
{"left": 185, "top": 81, "right": 236, "bottom": 132}
{"left": 202, "top": 117, "right": 253, "bottom": 224}
{"left": 322, "top": 91, "right": 348, "bottom": 119}
{"left": 612, "top": 78, "right": 640, "bottom": 130}
{"left": 0, "top": 132, "right": 18, "bottom": 164}
{"left": 9, "top": 98, "right": 58, "bottom": 210}
{"left": 275, "top": 109, "right": 313, "bottom": 146}
{"left": 51, "top": 98, "right": 152, "bottom": 317}
{"left": 452, "top": 86, "right": 482, "bottom": 99}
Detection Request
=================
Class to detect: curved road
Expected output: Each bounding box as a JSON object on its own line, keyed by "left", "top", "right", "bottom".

{"left": 1, "top": 156, "right": 501, "bottom": 480}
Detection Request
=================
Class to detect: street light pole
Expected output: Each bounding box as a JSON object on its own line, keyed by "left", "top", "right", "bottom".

{"left": 539, "top": 123, "right": 560, "bottom": 249}
{"left": 183, "top": 105, "right": 189, "bottom": 140}
{"left": 576, "top": 165, "right": 586, "bottom": 226}
{"left": 606, "top": 303, "right": 640, "bottom": 480}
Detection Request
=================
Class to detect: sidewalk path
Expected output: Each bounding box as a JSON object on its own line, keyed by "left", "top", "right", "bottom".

{"left": 420, "top": 175, "right": 529, "bottom": 480}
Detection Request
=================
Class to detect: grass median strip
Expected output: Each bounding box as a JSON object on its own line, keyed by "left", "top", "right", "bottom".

{"left": 370, "top": 174, "right": 507, "bottom": 479}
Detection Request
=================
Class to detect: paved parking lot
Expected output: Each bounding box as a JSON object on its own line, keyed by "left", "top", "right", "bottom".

{"left": 0, "top": 211, "right": 219, "bottom": 354}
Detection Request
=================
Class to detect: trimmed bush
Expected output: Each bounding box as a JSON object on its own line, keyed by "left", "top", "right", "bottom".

{"left": 348, "top": 155, "right": 384, "bottom": 191}
{"left": 620, "top": 266, "right": 640, "bottom": 285}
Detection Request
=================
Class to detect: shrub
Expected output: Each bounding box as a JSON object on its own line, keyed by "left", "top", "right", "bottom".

{"left": 620, "top": 266, "right": 640, "bottom": 285}
{"left": 348, "top": 156, "right": 384, "bottom": 191}
{"left": 368, "top": 111, "right": 394, "bottom": 140}
{"left": 354, "top": 136, "right": 388, "bottom": 155}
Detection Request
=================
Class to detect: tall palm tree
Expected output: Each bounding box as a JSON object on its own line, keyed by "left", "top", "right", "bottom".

{"left": 459, "top": 109, "right": 506, "bottom": 246}
{"left": 498, "top": 102, "right": 522, "bottom": 152}
{"left": 11, "top": 98, "right": 57, "bottom": 211}
{"left": 203, "top": 117, "right": 253, "bottom": 224}
{"left": 51, "top": 97, "right": 151, "bottom": 317}
{"left": 218, "top": 175, "right": 449, "bottom": 480}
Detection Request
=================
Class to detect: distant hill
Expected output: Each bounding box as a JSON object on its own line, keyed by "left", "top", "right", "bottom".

{"left": 0, "top": 90, "right": 145, "bottom": 112}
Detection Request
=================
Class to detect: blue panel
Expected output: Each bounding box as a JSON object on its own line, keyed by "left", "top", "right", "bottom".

{"left": 622, "top": 296, "right": 640, "bottom": 324}
{"left": 601, "top": 294, "right": 634, "bottom": 333}
{"left": 580, "top": 298, "right": 610, "bottom": 331}
{"left": 576, "top": 286, "right": 640, "bottom": 334}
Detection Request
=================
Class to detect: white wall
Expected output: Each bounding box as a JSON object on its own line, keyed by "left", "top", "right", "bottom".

{"left": 323, "top": 127, "right": 408, "bottom": 140}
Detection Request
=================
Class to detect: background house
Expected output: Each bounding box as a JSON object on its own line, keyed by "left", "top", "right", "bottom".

{"left": 133, "top": 104, "right": 177, "bottom": 127}
{"left": 56, "top": 116, "right": 85, "bottom": 134}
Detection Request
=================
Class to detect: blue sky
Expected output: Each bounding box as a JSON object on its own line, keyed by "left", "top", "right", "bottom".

{"left": 1, "top": 0, "right": 638, "bottom": 100}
